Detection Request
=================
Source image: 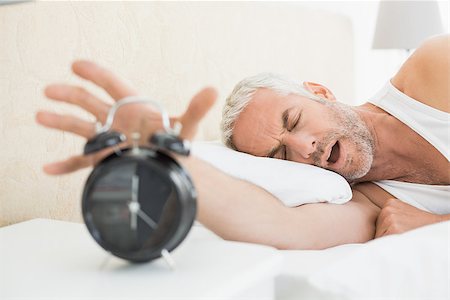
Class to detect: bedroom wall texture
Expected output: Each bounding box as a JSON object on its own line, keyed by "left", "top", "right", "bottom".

{"left": 0, "top": 2, "right": 354, "bottom": 226}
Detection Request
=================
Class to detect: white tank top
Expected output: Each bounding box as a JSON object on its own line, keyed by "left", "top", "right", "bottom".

{"left": 368, "top": 81, "right": 450, "bottom": 214}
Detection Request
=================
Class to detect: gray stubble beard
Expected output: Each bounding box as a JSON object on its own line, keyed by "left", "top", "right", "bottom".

{"left": 313, "top": 101, "right": 375, "bottom": 182}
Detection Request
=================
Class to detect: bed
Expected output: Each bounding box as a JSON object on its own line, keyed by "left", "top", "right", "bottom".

{"left": 276, "top": 221, "right": 449, "bottom": 299}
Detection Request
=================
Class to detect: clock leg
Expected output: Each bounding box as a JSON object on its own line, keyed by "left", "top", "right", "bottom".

{"left": 161, "top": 249, "right": 176, "bottom": 270}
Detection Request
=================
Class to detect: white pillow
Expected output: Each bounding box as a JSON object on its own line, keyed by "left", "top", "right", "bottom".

{"left": 191, "top": 141, "right": 352, "bottom": 207}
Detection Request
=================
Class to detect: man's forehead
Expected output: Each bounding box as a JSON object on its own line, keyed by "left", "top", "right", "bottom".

{"left": 232, "top": 90, "right": 299, "bottom": 156}
{"left": 251, "top": 88, "right": 283, "bottom": 101}
{"left": 239, "top": 90, "right": 288, "bottom": 124}
{"left": 250, "top": 88, "right": 308, "bottom": 106}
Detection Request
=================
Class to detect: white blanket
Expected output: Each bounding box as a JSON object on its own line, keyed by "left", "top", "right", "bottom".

{"left": 275, "top": 220, "right": 450, "bottom": 299}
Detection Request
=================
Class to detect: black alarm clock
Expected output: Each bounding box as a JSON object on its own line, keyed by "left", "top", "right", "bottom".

{"left": 81, "top": 97, "right": 196, "bottom": 264}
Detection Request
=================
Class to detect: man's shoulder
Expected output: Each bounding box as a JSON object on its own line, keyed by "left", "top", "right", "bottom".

{"left": 391, "top": 35, "right": 449, "bottom": 113}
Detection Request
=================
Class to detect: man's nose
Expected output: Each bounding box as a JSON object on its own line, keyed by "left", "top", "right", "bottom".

{"left": 284, "top": 133, "right": 317, "bottom": 160}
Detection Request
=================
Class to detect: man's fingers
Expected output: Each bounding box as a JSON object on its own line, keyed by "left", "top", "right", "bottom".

{"left": 375, "top": 219, "right": 390, "bottom": 238}
{"left": 375, "top": 201, "right": 397, "bottom": 238}
{"left": 43, "top": 145, "right": 117, "bottom": 175}
{"left": 44, "top": 84, "right": 110, "bottom": 122}
{"left": 179, "top": 87, "right": 217, "bottom": 139}
{"left": 375, "top": 221, "right": 388, "bottom": 238}
{"left": 36, "top": 111, "right": 96, "bottom": 139}
{"left": 377, "top": 228, "right": 389, "bottom": 238}
{"left": 375, "top": 215, "right": 382, "bottom": 238}
{"left": 182, "top": 87, "right": 217, "bottom": 121}
{"left": 72, "top": 60, "right": 138, "bottom": 101}
{"left": 43, "top": 155, "right": 93, "bottom": 175}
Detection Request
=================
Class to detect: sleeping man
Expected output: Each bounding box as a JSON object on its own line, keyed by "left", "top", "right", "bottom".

{"left": 36, "top": 35, "right": 449, "bottom": 249}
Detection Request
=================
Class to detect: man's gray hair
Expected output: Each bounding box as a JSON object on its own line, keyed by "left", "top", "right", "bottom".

{"left": 221, "top": 72, "right": 322, "bottom": 149}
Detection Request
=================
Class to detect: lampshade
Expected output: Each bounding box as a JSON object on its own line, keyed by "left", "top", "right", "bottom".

{"left": 373, "top": 1, "right": 444, "bottom": 50}
{"left": 0, "top": 0, "right": 31, "bottom": 5}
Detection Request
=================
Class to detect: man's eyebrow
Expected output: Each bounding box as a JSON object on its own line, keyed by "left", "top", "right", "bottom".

{"left": 267, "top": 144, "right": 282, "bottom": 158}
{"left": 282, "top": 107, "right": 291, "bottom": 130}
{"left": 266, "top": 107, "right": 292, "bottom": 158}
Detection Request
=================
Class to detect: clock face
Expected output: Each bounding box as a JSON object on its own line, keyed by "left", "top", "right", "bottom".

{"left": 83, "top": 156, "right": 183, "bottom": 261}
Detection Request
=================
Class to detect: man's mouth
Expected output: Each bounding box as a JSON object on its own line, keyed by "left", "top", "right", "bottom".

{"left": 326, "top": 141, "right": 340, "bottom": 165}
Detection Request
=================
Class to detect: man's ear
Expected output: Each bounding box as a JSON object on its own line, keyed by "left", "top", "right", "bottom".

{"left": 303, "top": 82, "right": 337, "bottom": 102}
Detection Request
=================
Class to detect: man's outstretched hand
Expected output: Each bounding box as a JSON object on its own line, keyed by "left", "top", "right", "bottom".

{"left": 36, "top": 60, "right": 217, "bottom": 175}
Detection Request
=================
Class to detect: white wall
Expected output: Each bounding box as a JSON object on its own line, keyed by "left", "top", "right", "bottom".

{"left": 0, "top": 1, "right": 355, "bottom": 226}
{"left": 297, "top": 0, "right": 449, "bottom": 104}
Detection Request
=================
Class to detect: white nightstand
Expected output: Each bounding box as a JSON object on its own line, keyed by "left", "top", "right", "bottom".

{"left": 0, "top": 219, "right": 282, "bottom": 300}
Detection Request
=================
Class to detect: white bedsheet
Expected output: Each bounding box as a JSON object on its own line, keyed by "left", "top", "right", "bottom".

{"left": 276, "top": 244, "right": 362, "bottom": 300}
{"left": 275, "top": 221, "right": 450, "bottom": 300}
{"left": 194, "top": 221, "right": 450, "bottom": 299}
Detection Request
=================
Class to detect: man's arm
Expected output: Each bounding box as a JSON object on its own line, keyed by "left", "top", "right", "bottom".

{"left": 37, "top": 60, "right": 379, "bottom": 250}
{"left": 182, "top": 155, "right": 379, "bottom": 250}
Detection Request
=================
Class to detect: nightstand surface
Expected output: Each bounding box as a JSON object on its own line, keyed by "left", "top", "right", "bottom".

{"left": 0, "top": 219, "right": 282, "bottom": 300}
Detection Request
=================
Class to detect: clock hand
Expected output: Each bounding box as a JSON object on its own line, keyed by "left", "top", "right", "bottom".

{"left": 138, "top": 189, "right": 176, "bottom": 230}
{"left": 129, "top": 172, "right": 158, "bottom": 230}
{"left": 137, "top": 208, "right": 157, "bottom": 229}
{"left": 129, "top": 174, "right": 139, "bottom": 230}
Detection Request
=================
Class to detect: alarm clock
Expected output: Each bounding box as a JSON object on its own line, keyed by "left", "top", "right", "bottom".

{"left": 81, "top": 97, "right": 196, "bottom": 264}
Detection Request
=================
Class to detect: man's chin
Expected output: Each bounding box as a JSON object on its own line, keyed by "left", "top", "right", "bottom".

{"left": 315, "top": 160, "right": 370, "bottom": 182}
{"left": 339, "top": 164, "right": 372, "bottom": 182}
{"left": 333, "top": 151, "right": 373, "bottom": 182}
